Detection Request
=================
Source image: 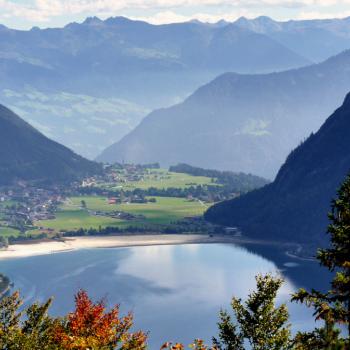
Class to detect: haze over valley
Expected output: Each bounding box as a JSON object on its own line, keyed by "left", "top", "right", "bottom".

{"left": 1, "top": 15, "right": 350, "bottom": 160}
{"left": 99, "top": 49, "right": 350, "bottom": 178}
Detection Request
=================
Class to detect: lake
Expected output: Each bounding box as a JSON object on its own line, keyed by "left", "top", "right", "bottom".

{"left": 0, "top": 243, "right": 330, "bottom": 348}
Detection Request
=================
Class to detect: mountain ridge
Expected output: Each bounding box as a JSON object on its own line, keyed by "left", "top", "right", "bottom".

{"left": 0, "top": 15, "right": 313, "bottom": 159}
{"left": 233, "top": 15, "right": 350, "bottom": 62}
{"left": 204, "top": 93, "right": 350, "bottom": 245}
{"left": 97, "top": 49, "right": 350, "bottom": 179}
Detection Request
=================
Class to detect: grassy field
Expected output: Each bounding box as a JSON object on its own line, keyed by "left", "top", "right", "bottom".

{"left": 103, "top": 169, "right": 215, "bottom": 191}
{"left": 66, "top": 196, "right": 117, "bottom": 212}
{"left": 34, "top": 196, "right": 209, "bottom": 233}
{"left": 29, "top": 169, "right": 215, "bottom": 234}
{"left": 1, "top": 170, "right": 215, "bottom": 237}
{"left": 116, "top": 196, "right": 208, "bottom": 224}
{"left": 36, "top": 208, "right": 127, "bottom": 232}
{"left": 0, "top": 226, "right": 21, "bottom": 237}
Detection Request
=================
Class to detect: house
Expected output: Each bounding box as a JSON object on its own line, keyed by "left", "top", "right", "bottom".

{"left": 225, "top": 227, "right": 242, "bottom": 237}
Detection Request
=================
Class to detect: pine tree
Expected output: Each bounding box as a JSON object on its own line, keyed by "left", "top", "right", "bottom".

{"left": 292, "top": 174, "right": 350, "bottom": 348}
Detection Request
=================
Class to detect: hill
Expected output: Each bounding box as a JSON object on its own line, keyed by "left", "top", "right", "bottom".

{"left": 204, "top": 93, "right": 350, "bottom": 246}
{"left": 0, "top": 17, "right": 310, "bottom": 159}
{"left": 0, "top": 104, "right": 101, "bottom": 185}
{"left": 97, "top": 50, "right": 350, "bottom": 179}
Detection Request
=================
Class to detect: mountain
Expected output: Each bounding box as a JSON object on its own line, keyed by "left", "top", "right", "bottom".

{"left": 234, "top": 16, "right": 350, "bottom": 62}
{"left": 204, "top": 93, "right": 350, "bottom": 246}
{"left": 97, "top": 50, "right": 350, "bottom": 179}
{"left": 0, "top": 17, "right": 311, "bottom": 158}
{"left": 0, "top": 104, "right": 101, "bottom": 185}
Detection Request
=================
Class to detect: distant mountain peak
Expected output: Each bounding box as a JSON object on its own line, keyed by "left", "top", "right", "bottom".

{"left": 83, "top": 16, "right": 103, "bottom": 25}
{"left": 189, "top": 19, "right": 203, "bottom": 25}
{"left": 254, "top": 15, "right": 276, "bottom": 22}
{"left": 104, "top": 16, "right": 144, "bottom": 25}
{"left": 343, "top": 91, "right": 350, "bottom": 107}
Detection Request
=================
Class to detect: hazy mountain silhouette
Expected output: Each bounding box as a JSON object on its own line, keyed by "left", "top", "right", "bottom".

{"left": 234, "top": 16, "right": 350, "bottom": 62}
{"left": 0, "top": 16, "right": 311, "bottom": 158}
{"left": 97, "top": 50, "right": 350, "bottom": 179}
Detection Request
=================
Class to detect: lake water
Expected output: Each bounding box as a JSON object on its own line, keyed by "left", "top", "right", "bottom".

{"left": 0, "top": 243, "right": 330, "bottom": 348}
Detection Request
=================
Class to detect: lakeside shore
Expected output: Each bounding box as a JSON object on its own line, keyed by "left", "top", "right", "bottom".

{"left": 0, "top": 234, "right": 309, "bottom": 262}
{"left": 0, "top": 234, "right": 239, "bottom": 260}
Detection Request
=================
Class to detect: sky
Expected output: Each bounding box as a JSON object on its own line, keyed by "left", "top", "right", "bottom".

{"left": 0, "top": 0, "right": 350, "bottom": 30}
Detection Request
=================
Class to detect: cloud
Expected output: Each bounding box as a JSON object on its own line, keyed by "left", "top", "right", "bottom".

{"left": 132, "top": 10, "right": 259, "bottom": 24}
{"left": 298, "top": 9, "right": 350, "bottom": 18}
{"left": 0, "top": 0, "right": 349, "bottom": 24}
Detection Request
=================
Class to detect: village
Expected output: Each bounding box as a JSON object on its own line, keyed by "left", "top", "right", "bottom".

{"left": 0, "top": 184, "right": 65, "bottom": 235}
{"left": 0, "top": 163, "right": 245, "bottom": 242}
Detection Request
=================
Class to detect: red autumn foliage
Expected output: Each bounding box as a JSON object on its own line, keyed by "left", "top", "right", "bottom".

{"left": 53, "top": 290, "right": 147, "bottom": 349}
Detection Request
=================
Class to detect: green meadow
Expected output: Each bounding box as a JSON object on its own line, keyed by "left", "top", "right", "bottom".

{"left": 23, "top": 170, "right": 215, "bottom": 235}
{"left": 36, "top": 207, "right": 126, "bottom": 232}
{"left": 66, "top": 196, "right": 117, "bottom": 212}
{"left": 0, "top": 225, "right": 21, "bottom": 237}
{"left": 102, "top": 169, "right": 215, "bottom": 191}
{"left": 35, "top": 196, "right": 208, "bottom": 233}
{"left": 116, "top": 196, "right": 207, "bottom": 225}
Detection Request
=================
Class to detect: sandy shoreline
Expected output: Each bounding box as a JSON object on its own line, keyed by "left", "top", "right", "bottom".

{"left": 0, "top": 234, "right": 239, "bottom": 260}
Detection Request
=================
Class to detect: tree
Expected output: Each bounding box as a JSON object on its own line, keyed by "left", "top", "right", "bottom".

{"left": 52, "top": 289, "right": 147, "bottom": 349}
{"left": 161, "top": 275, "right": 291, "bottom": 350}
{"left": 161, "top": 339, "right": 217, "bottom": 350}
{"left": 292, "top": 174, "right": 350, "bottom": 348}
{"left": 0, "top": 291, "right": 56, "bottom": 349}
{"left": 0, "top": 290, "right": 147, "bottom": 350}
{"left": 0, "top": 236, "right": 8, "bottom": 248}
{"left": 213, "top": 274, "right": 291, "bottom": 350}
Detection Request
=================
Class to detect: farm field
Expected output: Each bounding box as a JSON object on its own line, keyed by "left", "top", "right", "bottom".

{"left": 102, "top": 169, "right": 216, "bottom": 190}
{"left": 35, "top": 208, "right": 127, "bottom": 232}
{"left": 22, "top": 168, "right": 218, "bottom": 235}
{"left": 0, "top": 225, "right": 20, "bottom": 237}
{"left": 35, "top": 196, "right": 209, "bottom": 233}
{"left": 116, "top": 196, "right": 208, "bottom": 225}
{"left": 66, "top": 196, "right": 117, "bottom": 212}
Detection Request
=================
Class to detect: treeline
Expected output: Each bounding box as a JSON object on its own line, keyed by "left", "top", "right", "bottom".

{"left": 60, "top": 219, "right": 222, "bottom": 237}
{"left": 169, "top": 163, "right": 269, "bottom": 192}
{"left": 107, "top": 162, "right": 160, "bottom": 170}
{"left": 79, "top": 182, "right": 259, "bottom": 203}
{"left": 79, "top": 183, "right": 235, "bottom": 202}
{"left": 1, "top": 220, "right": 223, "bottom": 246}
{"left": 1, "top": 233, "right": 49, "bottom": 247}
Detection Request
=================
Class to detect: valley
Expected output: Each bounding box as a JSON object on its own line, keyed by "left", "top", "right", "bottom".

{"left": 0, "top": 10, "right": 349, "bottom": 349}
{"left": 0, "top": 163, "right": 266, "bottom": 240}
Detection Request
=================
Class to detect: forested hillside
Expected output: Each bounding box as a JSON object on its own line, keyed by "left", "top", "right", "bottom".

{"left": 0, "top": 104, "right": 101, "bottom": 185}
{"left": 205, "top": 93, "right": 350, "bottom": 245}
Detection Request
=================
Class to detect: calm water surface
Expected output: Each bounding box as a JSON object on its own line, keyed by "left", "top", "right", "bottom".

{"left": 0, "top": 243, "right": 329, "bottom": 348}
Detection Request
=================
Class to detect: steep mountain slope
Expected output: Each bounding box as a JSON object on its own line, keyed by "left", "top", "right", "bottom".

{"left": 0, "top": 104, "right": 101, "bottom": 185}
{"left": 234, "top": 16, "right": 350, "bottom": 62}
{"left": 205, "top": 93, "right": 350, "bottom": 245}
{"left": 97, "top": 50, "right": 350, "bottom": 179}
{"left": 0, "top": 17, "right": 310, "bottom": 158}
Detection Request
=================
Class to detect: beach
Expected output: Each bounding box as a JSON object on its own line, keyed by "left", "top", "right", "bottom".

{"left": 0, "top": 234, "right": 237, "bottom": 260}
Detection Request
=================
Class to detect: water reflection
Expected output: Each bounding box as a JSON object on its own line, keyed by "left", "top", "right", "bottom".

{"left": 0, "top": 243, "right": 328, "bottom": 348}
